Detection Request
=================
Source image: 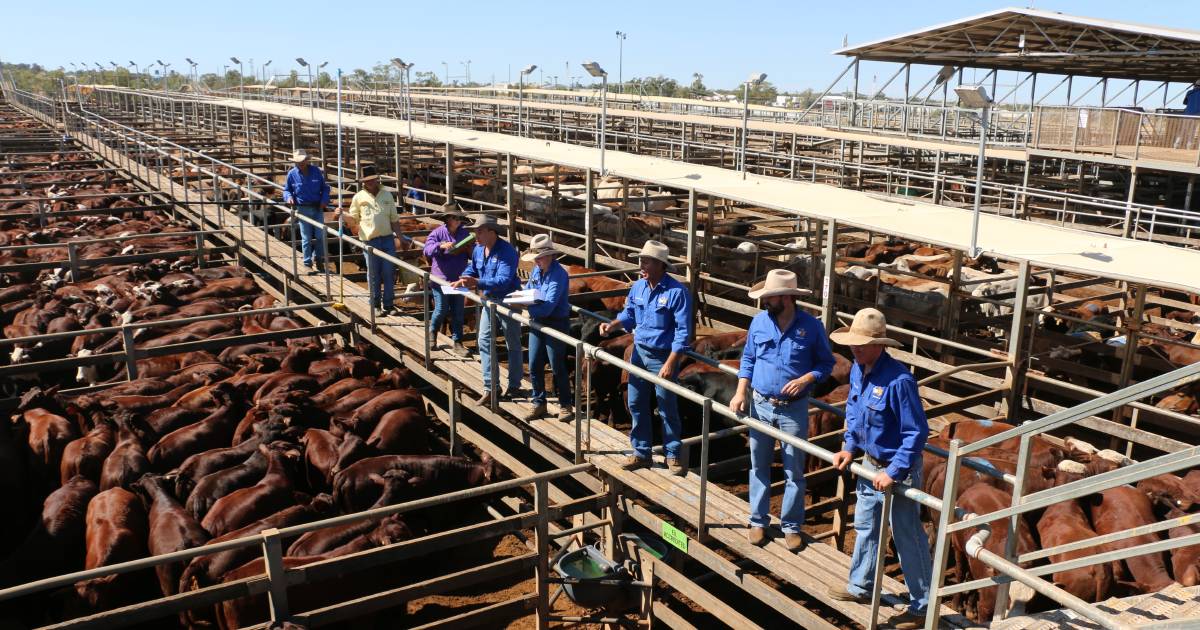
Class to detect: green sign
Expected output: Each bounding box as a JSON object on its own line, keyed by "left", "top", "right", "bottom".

{"left": 660, "top": 521, "right": 688, "bottom": 553}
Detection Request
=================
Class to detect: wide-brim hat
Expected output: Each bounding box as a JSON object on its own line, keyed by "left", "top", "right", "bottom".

{"left": 521, "top": 233, "right": 564, "bottom": 262}
{"left": 291, "top": 149, "right": 309, "bottom": 163}
{"left": 629, "top": 239, "right": 674, "bottom": 270}
{"left": 748, "top": 269, "right": 807, "bottom": 300}
{"left": 829, "top": 307, "right": 902, "bottom": 348}
{"left": 361, "top": 165, "right": 379, "bottom": 183}
{"left": 469, "top": 214, "right": 501, "bottom": 231}
{"left": 440, "top": 202, "right": 468, "bottom": 220}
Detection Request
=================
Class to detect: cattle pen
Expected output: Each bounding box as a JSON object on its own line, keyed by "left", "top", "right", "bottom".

{"left": 4, "top": 11, "right": 1200, "bottom": 630}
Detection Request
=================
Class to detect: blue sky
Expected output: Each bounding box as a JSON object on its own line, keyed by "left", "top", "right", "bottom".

{"left": 7, "top": 1, "right": 1196, "bottom": 92}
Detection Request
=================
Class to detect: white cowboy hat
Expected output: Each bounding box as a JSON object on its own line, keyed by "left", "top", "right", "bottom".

{"left": 629, "top": 239, "right": 673, "bottom": 270}
{"left": 748, "top": 269, "right": 808, "bottom": 300}
{"left": 521, "top": 233, "right": 564, "bottom": 262}
{"left": 468, "top": 214, "right": 501, "bottom": 231}
{"left": 291, "top": 149, "right": 309, "bottom": 163}
{"left": 829, "top": 307, "right": 902, "bottom": 348}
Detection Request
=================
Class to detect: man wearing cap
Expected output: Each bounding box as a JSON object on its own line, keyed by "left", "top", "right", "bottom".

{"left": 510, "top": 234, "right": 574, "bottom": 422}
{"left": 452, "top": 215, "right": 524, "bottom": 403}
{"left": 423, "top": 202, "right": 471, "bottom": 355}
{"left": 283, "top": 149, "right": 331, "bottom": 274}
{"left": 599, "top": 240, "right": 693, "bottom": 475}
{"left": 729, "top": 269, "right": 836, "bottom": 551}
{"left": 827, "top": 308, "right": 932, "bottom": 630}
{"left": 336, "top": 168, "right": 401, "bottom": 316}
{"left": 1185, "top": 79, "right": 1200, "bottom": 116}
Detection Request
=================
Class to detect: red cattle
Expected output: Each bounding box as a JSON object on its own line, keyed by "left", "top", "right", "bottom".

{"left": 1036, "top": 499, "right": 1114, "bottom": 602}
{"left": 1136, "top": 473, "right": 1198, "bottom": 512}
{"left": 63, "top": 487, "right": 152, "bottom": 617}
{"left": 0, "top": 475, "right": 97, "bottom": 588}
{"left": 172, "top": 420, "right": 288, "bottom": 500}
{"left": 951, "top": 484, "right": 1037, "bottom": 622}
{"left": 200, "top": 442, "right": 304, "bottom": 537}
{"left": 1088, "top": 486, "right": 1174, "bottom": 592}
{"left": 185, "top": 448, "right": 268, "bottom": 520}
{"left": 332, "top": 454, "right": 499, "bottom": 513}
{"left": 59, "top": 419, "right": 115, "bottom": 486}
{"left": 17, "top": 406, "right": 80, "bottom": 491}
{"left": 1165, "top": 506, "right": 1200, "bottom": 587}
{"left": 335, "top": 388, "right": 423, "bottom": 438}
{"left": 98, "top": 417, "right": 150, "bottom": 491}
{"left": 366, "top": 407, "right": 433, "bottom": 455}
{"left": 132, "top": 474, "right": 210, "bottom": 597}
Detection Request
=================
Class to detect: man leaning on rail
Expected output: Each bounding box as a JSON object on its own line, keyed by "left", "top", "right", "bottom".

{"left": 335, "top": 166, "right": 402, "bottom": 317}
{"left": 282, "top": 149, "right": 330, "bottom": 274}
{"left": 508, "top": 234, "right": 574, "bottom": 422}
{"left": 728, "top": 269, "right": 835, "bottom": 552}
{"left": 599, "top": 240, "right": 693, "bottom": 476}
{"left": 828, "top": 308, "right": 932, "bottom": 630}
{"left": 452, "top": 214, "right": 525, "bottom": 404}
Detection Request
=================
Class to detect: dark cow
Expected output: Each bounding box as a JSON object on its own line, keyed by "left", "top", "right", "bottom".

{"left": 366, "top": 407, "right": 433, "bottom": 455}
{"left": 132, "top": 474, "right": 210, "bottom": 597}
{"left": 200, "top": 442, "right": 304, "bottom": 537}
{"left": 172, "top": 420, "right": 288, "bottom": 500}
{"left": 185, "top": 449, "right": 268, "bottom": 521}
{"left": 61, "top": 487, "right": 153, "bottom": 617}
{"left": 0, "top": 475, "right": 97, "bottom": 588}
{"left": 98, "top": 417, "right": 150, "bottom": 491}
{"left": 332, "top": 455, "right": 499, "bottom": 513}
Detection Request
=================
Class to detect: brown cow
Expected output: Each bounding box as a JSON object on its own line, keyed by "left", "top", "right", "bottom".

{"left": 147, "top": 384, "right": 246, "bottom": 470}
{"left": 0, "top": 475, "right": 97, "bottom": 588}
{"left": 1165, "top": 506, "right": 1200, "bottom": 587}
{"left": 63, "top": 487, "right": 153, "bottom": 617}
{"left": 332, "top": 454, "right": 498, "bottom": 513}
{"left": 336, "top": 388, "right": 423, "bottom": 438}
{"left": 288, "top": 469, "right": 414, "bottom": 557}
{"left": 133, "top": 474, "right": 210, "bottom": 597}
{"left": 1137, "top": 473, "right": 1199, "bottom": 512}
{"left": 98, "top": 417, "right": 150, "bottom": 491}
{"left": 1089, "top": 486, "right": 1174, "bottom": 592}
{"left": 951, "top": 484, "right": 1037, "bottom": 622}
{"left": 366, "top": 407, "right": 433, "bottom": 455}
{"left": 59, "top": 419, "right": 116, "bottom": 486}
{"left": 201, "top": 442, "right": 304, "bottom": 537}
{"left": 17, "top": 406, "right": 80, "bottom": 492}
{"left": 1036, "top": 498, "right": 1114, "bottom": 602}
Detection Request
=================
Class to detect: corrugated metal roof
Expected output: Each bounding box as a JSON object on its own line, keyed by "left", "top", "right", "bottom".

{"left": 836, "top": 7, "right": 1200, "bottom": 82}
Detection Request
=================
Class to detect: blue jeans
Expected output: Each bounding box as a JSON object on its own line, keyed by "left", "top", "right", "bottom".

{"left": 846, "top": 461, "right": 932, "bottom": 615}
{"left": 363, "top": 235, "right": 396, "bottom": 310}
{"left": 478, "top": 306, "right": 523, "bottom": 392}
{"left": 529, "top": 319, "right": 573, "bottom": 407}
{"left": 296, "top": 204, "right": 326, "bottom": 266}
{"left": 628, "top": 344, "right": 681, "bottom": 460}
{"left": 430, "top": 284, "right": 465, "bottom": 341}
{"left": 748, "top": 392, "right": 808, "bottom": 533}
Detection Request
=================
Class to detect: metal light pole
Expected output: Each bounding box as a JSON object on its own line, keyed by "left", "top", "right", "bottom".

{"left": 461, "top": 60, "right": 471, "bottom": 85}
{"left": 441, "top": 61, "right": 448, "bottom": 86}
{"left": 615, "top": 31, "right": 626, "bottom": 93}
{"left": 108, "top": 62, "right": 119, "bottom": 87}
{"left": 185, "top": 58, "right": 197, "bottom": 90}
{"left": 296, "top": 58, "right": 314, "bottom": 120}
{"left": 741, "top": 72, "right": 766, "bottom": 179}
{"left": 156, "top": 60, "right": 170, "bottom": 90}
{"left": 127, "top": 61, "right": 138, "bottom": 89}
{"left": 582, "top": 61, "right": 608, "bottom": 176}
{"left": 94, "top": 63, "right": 105, "bottom": 85}
{"left": 391, "top": 58, "right": 415, "bottom": 138}
{"left": 262, "top": 60, "right": 272, "bottom": 86}
{"left": 230, "top": 57, "right": 243, "bottom": 100}
{"left": 519, "top": 64, "right": 537, "bottom": 136}
{"left": 955, "top": 85, "right": 993, "bottom": 258}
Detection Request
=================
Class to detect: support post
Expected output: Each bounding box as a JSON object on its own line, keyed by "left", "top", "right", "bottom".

{"left": 584, "top": 169, "right": 595, "bottom": 268}
{"left": 535, "top": 479, "right": 551, "bottom": 630}
{"left": 925, "top": 439, "right": 962, "bottom": 630}
{"left": 1001, "top": 260, "right": 1031, "bottom": 421}
{"left": 685, "top": 189, "right": 698, "bottom": 286}
{"left": 821, "top": 220, "right": 838, "bottom": 331}
{"left": 261, "top": 528, "right": 291, "bottom": 623}
{"left": 868, "top": 488, "right": 893, "bottom": 630}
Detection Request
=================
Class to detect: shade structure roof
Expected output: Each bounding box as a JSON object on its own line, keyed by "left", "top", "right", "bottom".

{"left": 836, "top": 7, "right": 1200, "bottom": 82}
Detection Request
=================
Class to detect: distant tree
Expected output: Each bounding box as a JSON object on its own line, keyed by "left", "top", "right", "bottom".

{"left": 413, "top": 71, "right": 442, "bottom": 87}
{"left": 625, "top": 75, "right": 679, "bottom": 97}
{"left": 687, "top": 72, "right": 709, "bottom": 97}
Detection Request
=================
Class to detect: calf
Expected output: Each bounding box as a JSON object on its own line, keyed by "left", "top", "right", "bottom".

{"left": 951, "top": 484, "right": 1038, "bottom": 622}
{"left": 1088, "top": 486, "right": 1174, "bottom": 592}
{"left": 200, "top": 442, "right": 304, "bottom": 537}
{"left": 133, "top": 474, "right": 210, "bottom": 597}
{"left": 1036, "top": 499, "right": 1114, "bottom": 602}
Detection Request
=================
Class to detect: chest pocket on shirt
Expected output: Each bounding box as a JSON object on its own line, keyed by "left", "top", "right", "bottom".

{"left": 864, "top": 388, "right": 887, "bottom": 426}
{"left": 781, "top": 334, "right": 810, "bottom": 371}
{"left": 651, "top": 301, "right": 673, "bottom": 328}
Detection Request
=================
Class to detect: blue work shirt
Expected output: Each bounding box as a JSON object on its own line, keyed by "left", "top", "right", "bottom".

{"left": 283, "top": 164, "right": 331, "bottom": 206}
{"left": 616, "top": 275, "right": 692, "bottom": 353}
{"left": 1185, "top": 88, "right": 1200, "bottom": 116}
{"left": 841, "top": 351, "right": 928, "bottom": 483}
{"left": 525, "top": 259, "right": 571, "bottom": 320}
{"left": 738, "top": 309, "right": 836, "bottom": 399}
{"left": 462, "top": 238, "right": 520, "bottom": 299}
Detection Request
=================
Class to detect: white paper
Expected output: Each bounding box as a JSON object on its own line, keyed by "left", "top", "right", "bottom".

{"left": 440, "top": 284, "right": 471, "bottom": 295}
{"left": 503, "top": 289, "right": 541, "bottom": 304}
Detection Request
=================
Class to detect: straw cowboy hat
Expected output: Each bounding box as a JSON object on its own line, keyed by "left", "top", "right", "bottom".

{"left": 291, "top": 149, "right": 309, "bottom": 163}
{"left": 360, "top": 165, "right": 379, "bottom": 183}
{"left": 829, "top": 307, "right": 902, "bottom": 348}
{"left": 629, "top": 240, "right": 673, "bottom": 270}
{"left": 521, "top": 234, "right": 564, "bottom": 262}
{"left": 748, "top": 269, "right": 807, "bottom": 300}
{"left": 440, "top": 202, "right": 468, "bottom": 220}
{"left": 468, "top": 214, "right": 501, "bottom": 231}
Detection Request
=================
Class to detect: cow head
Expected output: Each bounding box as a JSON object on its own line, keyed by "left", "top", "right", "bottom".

{"left": 75, "top": 348, "right": 101, "bottom": 385}
{"left": 9, "top": 342, "right": 42, "bottom": 364}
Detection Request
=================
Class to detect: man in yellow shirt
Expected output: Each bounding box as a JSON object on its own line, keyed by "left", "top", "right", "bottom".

{"left": 336, "top": 168, "right": 402, "bottom": 316}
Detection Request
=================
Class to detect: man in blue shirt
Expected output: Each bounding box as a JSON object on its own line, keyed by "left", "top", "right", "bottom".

{"left": 729, "top": 269, "right": 835, "bottom": 551}
{"left": 1185, "top": 80, "right": 1200, "bottom": 116}
{"left": 510, "top": 234, "right": 573, "bottom": 422}
{"left": 828, "top": 308, "right": 931, "bottom": 630}
{"left": 599, "top": 240, "right": 693, "bottom": 475}
{"left": 282, "top": 149, "right": 331, "bottom": 274}
{"left": 452, "top": 214, "right": 524, "bottom": 404}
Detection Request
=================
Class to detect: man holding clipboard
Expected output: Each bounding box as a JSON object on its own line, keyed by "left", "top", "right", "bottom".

{"left": 507, "top": 234, "right": 573, "bottom": 422}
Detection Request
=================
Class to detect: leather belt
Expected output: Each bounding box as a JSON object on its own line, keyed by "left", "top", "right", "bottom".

{"left": 866, "top": 453, "right": 890, "bottom": 469}
{"left": 753, "top": 391, "right": 804, "bottom": 407}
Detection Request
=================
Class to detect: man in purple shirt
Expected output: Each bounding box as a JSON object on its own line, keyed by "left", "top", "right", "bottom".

{"left": 422, "top": 203, "right": 471, "bottom": 356}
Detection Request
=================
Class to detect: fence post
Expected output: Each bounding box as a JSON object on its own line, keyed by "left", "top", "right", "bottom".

{"left": 261, "top": 527, "right": 291, "bottom": 623}
{"left": 574, "top": 340, "right": 584, "bottom": 464}
{"left": 868, "top": 487, "right": 894, "bottom": 630}
{"left": 924, "top": 438, "right": 962, "bottom": 630}
{"left": 535, "top": 478, "right": 551, "bottom": 630}
{"left": 423, "top": 271, "right": 432, "bottom": 370}
{"left": 821, "top": 219, "right": 838, "bottom": 331}
{"left": 993, "top": 432, "right": 1032, "bottom": 621}
{"left": 695, "top": 398, "right": 712, "bottom": 543}
{"left": 488, "top": 301, "right": 499, "bottom": 411}
{"left": 120, "top": 325, "right": 139, "bottom": 380}
{"left": 448, "top": 378, "right": 461, "bottom": 456}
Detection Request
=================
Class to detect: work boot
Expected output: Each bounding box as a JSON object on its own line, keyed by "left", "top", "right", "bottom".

{"left": 622, "top": 455, "right": 650, "bottom": 470}
{"left": 475, "top": 390, "right": 492, "bottom": 406}
{"left": 666, "top": 458, "right": 686, "bottom": 476}
{"left": 748, "top": 526, "right": 768, "bottom": 547}
{"left": 452, "top": 341, "right": 469, "bottom": 357}
{"left": 827, "top": 585, "right": 868, "bottom": 604}
{"left": 557, "top": 406, "right": 574, "bottom": 422}
{"left": 784, "top": 532, "right": 806, "bottom": 552}
{"left": 501, "top": 388, "right": 524, "bottom": 402}
{"left": 524, "top": 403, "right": 548, "bottom": 421}
{"left": 889, "top": 611, "right": 925, "bottom": 630}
